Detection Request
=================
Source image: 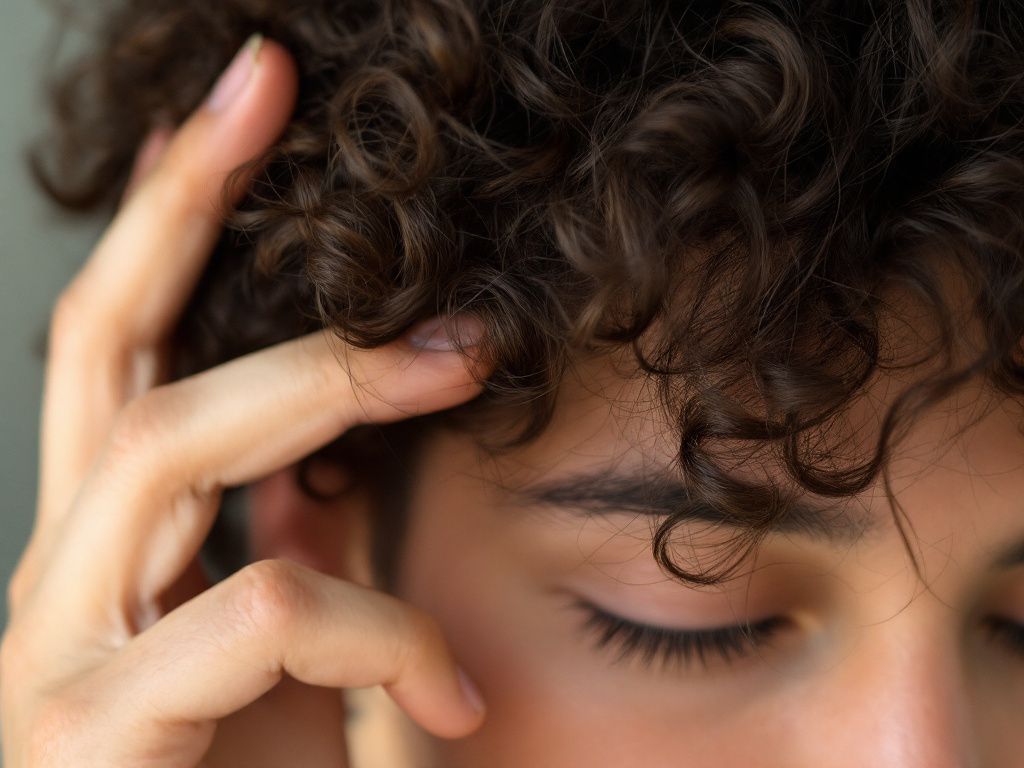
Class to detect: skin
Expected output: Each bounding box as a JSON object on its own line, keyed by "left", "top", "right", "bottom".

{"left": 372, "top": 364, "right": 1024, "bottom": 767}
{"left": 3, "top": 35, "right": 1023, "bottom": 768}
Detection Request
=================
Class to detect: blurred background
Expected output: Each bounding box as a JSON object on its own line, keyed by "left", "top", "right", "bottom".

{"left": 0, "top": 0, "right": 107, "bottom": 625}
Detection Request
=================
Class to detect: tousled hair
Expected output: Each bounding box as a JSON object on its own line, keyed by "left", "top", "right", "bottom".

{"left": 28, "top": 0, "right": 1024, "bottom": 585}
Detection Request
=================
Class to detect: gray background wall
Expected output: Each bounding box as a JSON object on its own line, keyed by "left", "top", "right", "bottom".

{"left": 1, "top": 0, "right": 106, "bottom": 626}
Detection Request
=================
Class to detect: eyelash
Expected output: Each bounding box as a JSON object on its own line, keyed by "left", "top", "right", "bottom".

{"left": 575, "top": 599, "right": 789, "bottom": 673}
{"left": 577, "top": 602, "right": 1024, "bottom": 672}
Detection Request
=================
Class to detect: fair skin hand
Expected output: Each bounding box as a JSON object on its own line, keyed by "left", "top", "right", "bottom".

{"left": 0, "top": 36, "right": 487, "bottom": 767}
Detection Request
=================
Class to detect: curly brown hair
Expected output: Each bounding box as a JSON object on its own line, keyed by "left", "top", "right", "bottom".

{"left": 27, "top": 0, "right": 1024, "bottom": 586}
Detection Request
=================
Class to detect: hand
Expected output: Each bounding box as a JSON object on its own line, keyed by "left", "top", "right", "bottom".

{"left": 1, "top": 35, "right": 487, "bottom": 767}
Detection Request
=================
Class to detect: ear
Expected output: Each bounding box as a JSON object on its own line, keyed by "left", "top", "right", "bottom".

{"left": 245, "top": 462, "right": 375, "bottom": 587}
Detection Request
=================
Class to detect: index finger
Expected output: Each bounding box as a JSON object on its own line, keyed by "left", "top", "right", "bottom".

{"left": 99, "top": 560, "right": 485, "bottom": 745}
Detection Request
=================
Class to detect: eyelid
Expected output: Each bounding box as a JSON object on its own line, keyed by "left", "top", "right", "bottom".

{"left": 570, "top": 596, "right": 790, "bottom": 672}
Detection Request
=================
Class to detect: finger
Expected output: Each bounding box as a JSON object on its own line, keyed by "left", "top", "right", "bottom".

{"left": 39, "top": 320, "right": 489, "bottom": 623}
{"left": 120, "top": 125, "right": 174, "bottom": 206}
{"left": 65, "top": 34, "right": 297, "bottom": 349}
{"left": 36, "top": 35, "right": 299, "bottom": 533}
{"left": 93, "top": 560, "right": 485, "bottom": 750}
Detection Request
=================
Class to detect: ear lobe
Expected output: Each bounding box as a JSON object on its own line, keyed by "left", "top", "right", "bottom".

{"left": 246, "top": 463, "right": 375, "bottom": 585}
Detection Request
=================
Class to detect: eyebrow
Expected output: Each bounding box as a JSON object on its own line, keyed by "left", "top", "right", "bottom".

{"left": 511, "top": 468, "right": 876, "bottom": 546}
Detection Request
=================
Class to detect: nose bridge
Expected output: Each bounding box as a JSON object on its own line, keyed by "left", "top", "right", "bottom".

{"left": 800, "top": 600, "right": 979, "bottom": 768}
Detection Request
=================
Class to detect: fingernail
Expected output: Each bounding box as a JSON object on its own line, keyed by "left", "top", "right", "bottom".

{"left": 407, "top": 314, "right": 486, "bottom": 352}
{"left": 457, "top": 667, "right": 486, "bottom": 714}
{"left": 205, "top": 33, "right": 263, "bottom": 112}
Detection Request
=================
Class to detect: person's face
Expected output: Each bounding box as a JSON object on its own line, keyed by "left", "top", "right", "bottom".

{"left": 381, "top": 349, "right": 1024, "bottom": 767}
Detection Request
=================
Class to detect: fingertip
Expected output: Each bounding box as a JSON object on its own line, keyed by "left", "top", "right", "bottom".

{"left": 404, "top": 313, "right": 496, "bottom": 382}
{"left": 201, "top": 34, "right": 299, "bottom": 121}
{"left": 247, "top": 36, "right": 301, "bottom": 119}
{"left": 456, "top": 666, "right": 487, "bottom": 720}
{"left": 385, "top": 674, "right": 487, "bottom": 741}
{"left": 435, "top": 663, "right": 489, "bottom": 738}
{"left": 406, "top": 314, "right": 487, "bottom": 352}
{"left": 168, "top": 34, "right": 299, "bottom": 207}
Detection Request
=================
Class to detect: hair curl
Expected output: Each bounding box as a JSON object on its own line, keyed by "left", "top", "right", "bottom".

{"left": 28, "top": 0, "right": 1024, "bottom": 586}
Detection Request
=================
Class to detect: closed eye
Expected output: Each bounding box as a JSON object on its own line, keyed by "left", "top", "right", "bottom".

{"left": 572, "top": 598, "right": 790, "bottom": 673}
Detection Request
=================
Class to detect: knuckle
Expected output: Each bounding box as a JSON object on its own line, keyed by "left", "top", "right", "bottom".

{"left": 228, "top": 559, "right": 311, "bottom": 637}
{"left": 5, "top": 545, "right": 43, "bottom": 620}
{"left": 5, "top": 562, "right": 32, "bottom": 616}
{"left": 0, "top": 625, "right": 25, "bottom": 679}
{"left": 47, "top": 285, "right": 93, "bottom": 356}
{"left": 49, "top": 286, "right": 79, "bottom": 333}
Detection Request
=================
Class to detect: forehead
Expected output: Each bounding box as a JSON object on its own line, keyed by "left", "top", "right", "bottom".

{"left": 535, "top": 349, "right": 678, "bottom": 468}
{"left": 468, "top": 345, "right": 1024, "bottom": 573}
